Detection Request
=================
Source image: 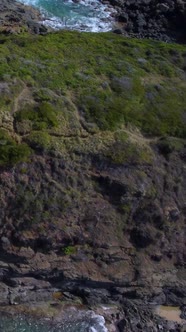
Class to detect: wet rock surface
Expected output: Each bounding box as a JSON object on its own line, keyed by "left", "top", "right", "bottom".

{"left": 0, "top": 300, "right": 185, "bottom": 332}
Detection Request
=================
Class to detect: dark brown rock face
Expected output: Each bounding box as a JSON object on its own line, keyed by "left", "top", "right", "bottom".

{"left": 112, "top": 0, "right": 186, "bottom": 42}
{"left": 0, "top": 144, "right": 185, "bottom": 310}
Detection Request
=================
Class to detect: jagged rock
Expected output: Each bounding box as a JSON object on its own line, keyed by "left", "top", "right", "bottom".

{"left": 111, "top": 0, "right": 186, "bottom": 42}
{"left": 7, "top": 277, "right": 51, "bottom": 289}
{"left": 0, "top": 282, "right": 9, "bottom": 305}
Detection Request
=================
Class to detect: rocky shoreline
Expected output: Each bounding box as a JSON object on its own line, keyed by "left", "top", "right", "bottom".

{"left": 0, "top": 252, "right": 185, "bottom": 331}
{"left": 0, "top": 0, "right": 186, "bottom": 42}
{"left": 0, "top": 300, "right": 185, "bottom": 331}
{"left": 0, "top": 300, "right": 185, "bottom": 332}
{"left": 0, "top": 139, "right": 184, "bottom": 331}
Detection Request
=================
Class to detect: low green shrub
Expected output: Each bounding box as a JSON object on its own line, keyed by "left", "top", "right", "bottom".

{"left": 0, "top": 129, "right": 31, "bottom": 166}
{"left": 106, "top": 133, "right": 153, "bottom": 165}
{"left": 26, "top": 131, "right": 51, "bottom": 151}
{"left": 14, "top": 102, "right": 58, "bottom": 130}
{"left": 63, "top": 246, "right": 76, "bottom": 255}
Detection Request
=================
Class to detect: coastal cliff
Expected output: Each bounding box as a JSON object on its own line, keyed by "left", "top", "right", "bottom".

{"left": 0, "top": 1, "right": 185, "bottom": 331}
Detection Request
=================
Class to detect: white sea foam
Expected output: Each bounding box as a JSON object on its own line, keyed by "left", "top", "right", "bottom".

{"left": 0, "top": 310, "right": 109, "bottom": 332}
{"left": 89, "top": 327, "right": 98, "bottom": 332}
{"left": 19, "top": 0, "right": 38, "bottom": 5}
{"left": 17, "top": 0, "right": 115, "bottom": 32}
{"left": 89, "top": 313, "right": 108, "bottom": 332}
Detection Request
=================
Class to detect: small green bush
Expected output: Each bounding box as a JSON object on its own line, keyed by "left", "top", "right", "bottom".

{"left": 26, "top": 131, "right": 51, "bottom": 151}
{"left": 110, "top": 143, "right": 152, "bottom": 165}
{"left": 63, "top": 246, "right": 76, "bottom": 255}
{"left": 0, "top": 129, "right": 31, "bottom": 166}
{"left": 14, "top": 102, "right": 58, "bottom": 130}
{"left": 106, "top": 135, "right": 153, "bottom": 165}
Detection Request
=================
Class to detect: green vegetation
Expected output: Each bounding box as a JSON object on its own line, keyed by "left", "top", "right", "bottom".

{"left": 26, "top": 131, "right": 52, "bottom": 151}
{"left": 14, "top": 102, "right": 58, "bottom": 130}
{"left": 0, "top": 129, "right": 31, "bottom": 166}
{"left": 63, "top": 245, "right": 77, "bottom": 255}
{"left": 105, "top": 130, "right": 153, "bottom": 164}
{"left": 107, "top": 139, "right": 153, "bottom": 165}
{"left": 0, "top": 31, "right": 186, "bottom": 166}
{"left": 157, "top": 136, "right": 185, "bottom": 155}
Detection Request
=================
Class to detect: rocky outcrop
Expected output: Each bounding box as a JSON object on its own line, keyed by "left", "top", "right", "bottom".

{"left": 111, "top": 0, "right": 186, "bottom": 42}
{"left": 0, "top": 0, "right": 48, "bottom": 34}
{"left": 0, "top": 142, "right": 185, "bottom": 308}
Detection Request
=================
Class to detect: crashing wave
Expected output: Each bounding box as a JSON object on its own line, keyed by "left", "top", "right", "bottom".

{"left": 17, "top": 0, "right": 115, "bottom": 32}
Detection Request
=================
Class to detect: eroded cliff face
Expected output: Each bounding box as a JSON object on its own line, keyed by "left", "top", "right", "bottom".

{"left": 0, "top": 6, "right": 185, "bottom": 329}
{"left": 0, "top": 133, "right": 185, "bottom": 306}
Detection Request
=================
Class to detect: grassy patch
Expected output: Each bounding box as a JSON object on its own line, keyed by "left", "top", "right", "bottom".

{"left": 106, "top": 133, "right": 153, "bottom": 165}
{"left": 0, "top": 31, "right": 185, "bottom": 139}
{"left": 14, "top": 102, "right": 58, "bottom": 130}
{"left": 26, "top": 131, "right": 52, "bottom": 151}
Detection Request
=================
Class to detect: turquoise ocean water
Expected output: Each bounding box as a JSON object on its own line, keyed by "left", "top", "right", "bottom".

{"left": 17, "top": 0, "right": 115, "bottom": 31}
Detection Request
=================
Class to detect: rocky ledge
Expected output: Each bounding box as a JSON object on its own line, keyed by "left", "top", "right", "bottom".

{"left": 0, "top": 0, "right": 48, "bottom": 34}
